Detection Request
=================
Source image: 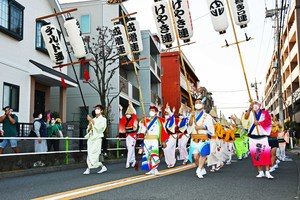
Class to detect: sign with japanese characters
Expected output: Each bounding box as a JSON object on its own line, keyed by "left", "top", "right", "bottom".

{"left": 127, "top": 19, "right": 143, "bottom": 53}
{"left": 207, "top": 0, "right": 228, "bottom": 34}
{"left": 172, "top": 0, "right": 193, "bottom": 43}
{"left": 113, "top": 23, "right": 130, "bottom": 56}
{"left": 64, "top": 17, "right": 87, "bottom": 59}
{"left": 229, "top": 0, "right": 250, "bottom": 28}
{"left": 41, "top": 23, "right": 65, "bottom": 65}
{"left": 152, "top": 0, "right": 175, "bottom": 48}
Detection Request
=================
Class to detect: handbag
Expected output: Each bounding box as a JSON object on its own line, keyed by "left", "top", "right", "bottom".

{"left": 28, "top": 130, "right": 37, "bottom": 137}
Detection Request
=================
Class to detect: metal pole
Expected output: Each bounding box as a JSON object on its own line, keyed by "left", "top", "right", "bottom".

{"left": 275, "top": 0, "right": 285, "bottom": 126}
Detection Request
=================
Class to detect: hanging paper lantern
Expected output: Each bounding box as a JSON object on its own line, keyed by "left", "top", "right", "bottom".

{"left": 207, "top": 0, "right": 229, "bottom": 34}
{"left": 127, "top": 18, "right": 143, "bottom": 53}
{"left": 64, "top": 17, "right": 87, "bottom": 59}
{"left": 152, "top": 0, "right": 175, "bottom": 48}
{"left": 171, "top": 0, "right": 193, "bottom": 43}
{"left": 41, "top": 23, "right": 65, "bottom": 65}
{"left": 229, "top": 0, "right": 250, "bottom": 28}
{"left": 107, "top": 0, "right": 128, "bottom": 4}
{"left": 113, "top": 23, "right": 130, "bottom": 56}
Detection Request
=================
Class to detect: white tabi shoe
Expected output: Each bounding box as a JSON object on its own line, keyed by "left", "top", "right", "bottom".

{"left": 265, "top": 171, "right": 274, "bottom": 179}
{"left": 126, "top": 163, "right": 130, "bottom": 169}
{"left": 196, "top": 168, "right": 201, "bottom": 175}
{"left": 276, "top": 159, "right": 280, "bottom": 164}
{"left": 256, "top": 171, "right": 265, "bottom": 178}
{"left": 97, "top": 166, "right": 107, "bottom": 174}
{"left": 169, "top": 164, "right": 175, "bottom": 168}
{"left": 182, "top": 160, "right": 188, "bottom": 165}
{"left": 145, "top": 170, "right": 153, "bottom": 175}
{"left": 269, "top": 166, "right": 276, "bottom": 173}
{"left": 153, "top": 169, "right": 160, "bottom": 175}
{"left": 201, "top": 168, "right": 207, "bottom": 176}
{"left": 131, "top": 161, "right": 136, "bottom": 168}
{"left": 83, "top": 168, "right": 90, "bottom": 175}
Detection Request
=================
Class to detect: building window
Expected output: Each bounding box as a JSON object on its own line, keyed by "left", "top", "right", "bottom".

{"left": 80, "top": 62, "right": 90, "bottom": 80}
{"left": 35, "top": 20, "right": 48, "bottom": 54}
{"left": 0, "top": 0, "right": 24, "bottom": 41}
{"left": 80, "top": 15, "right": 90, "bottom": 34}
{"left": 2, "top": 82, "right": 19, "bottom": 112}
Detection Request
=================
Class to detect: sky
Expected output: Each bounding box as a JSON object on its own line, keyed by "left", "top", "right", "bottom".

{"left": 59, "top": 0, "right": 277, "bottom": 119}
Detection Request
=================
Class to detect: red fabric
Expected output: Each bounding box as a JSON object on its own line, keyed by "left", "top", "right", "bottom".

{"left": 119, "top": 114, "right": 138, "bottom": 133}
{"left": 61, "top": 78, "right": 67, "bottom": 89}
{"left": 259, "top": 110, "right": 272, "bottom": 130}
{"left": 84, "top": 68, "right": 90, "bottom": 81}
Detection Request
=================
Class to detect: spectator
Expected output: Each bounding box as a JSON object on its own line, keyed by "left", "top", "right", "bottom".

{"left": 33, "top": 111, "right": 48, "bottom": 167}
{"left": 47, "top": 116, "right": 63, "bottom": 151}
{"left": 0, "top": 106, "right": 20, "bottom": 154}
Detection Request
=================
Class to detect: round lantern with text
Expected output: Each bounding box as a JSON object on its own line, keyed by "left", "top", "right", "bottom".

{"left": 152, "top": 0, "right": 175, "bottom": 48}
{"left": 207, "top": 0, "right": 229, "bottom": 34}
{"left": 172, "top": 0, "right": 193, "bottom": 43}
{"left": 41, "top": 23, "right": 65, "bottom": 65}
{"left": 229, "top": 0, "right": 250, "bottom": 28}
{"left": 113, "top": 23, "right": 130, "bottom": 56}
{"left": 127, "top": 19, "right": 143, "bottom": 53}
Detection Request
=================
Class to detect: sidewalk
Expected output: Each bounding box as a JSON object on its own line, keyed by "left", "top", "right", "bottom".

{"left": 289, "top": 145, "right": 300, "bottom": 155}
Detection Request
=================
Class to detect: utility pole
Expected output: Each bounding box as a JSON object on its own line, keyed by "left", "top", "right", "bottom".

{"left": 251, "top": 78, "right": 261, "bottom": 101}
{"left": 275, "top": 0, "right": 285, "bottom": 126}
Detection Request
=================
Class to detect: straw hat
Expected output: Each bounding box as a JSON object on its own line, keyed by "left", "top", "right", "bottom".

{"left": 125, "top": 103, "right": 136, "bottom": 115}
{"left": 209, "top": 106, "right": 218, "bottom": 118}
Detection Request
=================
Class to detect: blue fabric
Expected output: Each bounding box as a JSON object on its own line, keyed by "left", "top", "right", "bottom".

{"left": 188, "top": 141, "right": 210, "bottom": 162}
{"left": 249, "top": 110, "right": 262, "bottom": 135}
{"left": 147, "top": 117, "right": 157, "bottom": 130}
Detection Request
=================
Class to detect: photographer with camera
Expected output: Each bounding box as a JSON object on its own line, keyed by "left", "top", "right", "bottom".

{"left": 0, "top": 106, "right": 20, "bottom": 154}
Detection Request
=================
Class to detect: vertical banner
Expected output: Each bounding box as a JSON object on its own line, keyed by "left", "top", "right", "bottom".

{"left": 207, "top": 0, "right": 229, "bottom": 34}
{"left": 64, "top": 17, "right": 87, "bottom": 59}
{"left": 152, "top": 0, "right": 175, "bottom": 48}
{"left": 127, "top": 18, "right": 144, "bottom": 53}
{"left": 41, "top": 23, "right": 65, "bottom": 65}
{"left": 113, "top": 23, "right": 130, "bottom": 56}
{"left": 172, "top": 0, "right": 193, "bottom": 43}
{"left": 229, "top": 0, "right": 250, "bottom": 28}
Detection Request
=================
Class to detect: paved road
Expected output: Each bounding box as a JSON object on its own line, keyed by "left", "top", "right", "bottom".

{"left": 0, "top": 152, "right": 299, "bottom": 200}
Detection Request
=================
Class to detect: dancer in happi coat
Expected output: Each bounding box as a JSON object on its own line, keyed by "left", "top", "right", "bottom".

{"left": 119, "top": 101, "right": 138, "bottom": 169}
{"left": 224, "top": 120, "right": 235, "bottom": 165}
{"left": 176, "top": 104, "right": 190, "bottom": 165}
{"left": 277, "top": 128, "right": 289, "bottom": 161}
{"left": 207, "top": 106, "right": 223, "bottom": 172}
{"left": 139, "top": 105, "right": 169, "bottom": 175}
{"left": 243, "top": 100, "right": 273, "bottom": 179}
{"left": 269, "top": 114, "right": 283, "bottom": 172}
{"left": 188, "top": 98, "right": 215, "bottom": 179}
{"left": 232, "top": 115, "right": 248, "bottom": 160}
{"left": 219, "top": 115, "right": 230, "bottom": 164}
{"left": 162, "top": 103, "right": 177, "bottom": 168}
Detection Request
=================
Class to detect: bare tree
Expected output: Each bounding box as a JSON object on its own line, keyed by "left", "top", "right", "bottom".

{"left": 84, "top": 26, "right": 123, "bottom": 122}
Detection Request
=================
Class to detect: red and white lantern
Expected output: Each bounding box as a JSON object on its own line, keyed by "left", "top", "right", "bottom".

{"left": 127, "top": 19, "right": 143, "bottom": 53}
{"left": 229, "top": 0, "right": 250, "bottom": 28}
{"left": 207, "top": 0, "right": 229, "bottom": 34}
{"left": 64, "top": 17, "right": 87, "bottom": 59}
{"left": 41, "top": 23, "right": 65, "bottom": 65}
{"left": 172, "top": 0, "right": 193, "bottom": 43}
{"left": 113, "top": 23, "right": 130, "bottom": 56}
{"left": 152, "top": 0, "right": 175, "bottom": 48}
